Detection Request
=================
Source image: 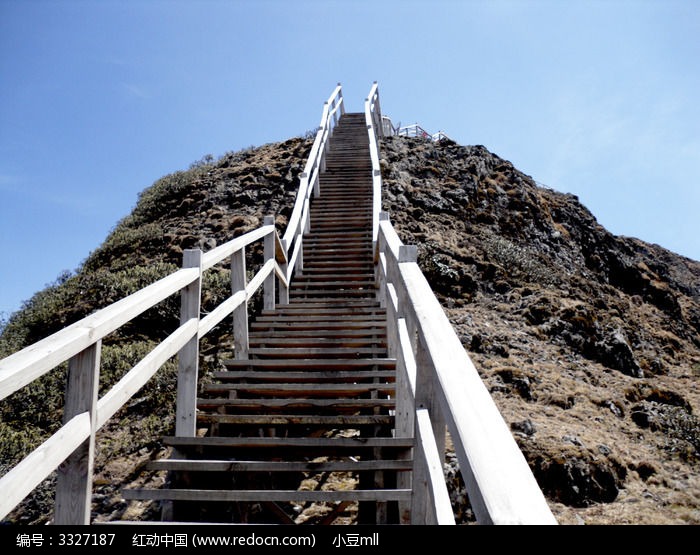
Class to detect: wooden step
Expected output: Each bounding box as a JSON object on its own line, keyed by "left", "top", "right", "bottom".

{"left": 221, "top": 358, "right": 395, "bottom": 369}
{"left": 196, "top": 414, "right": 394, "bottom": 426}
{"left": 196, "top": 398, "right": 395, "bottom": 410}
{"left": 210, "top": 370, "right": 396, "bottom": 383}
{"left": 146, "top": 459, "right": 412, "bottom": 473}
{"left": 302, "top": 248, "right": 373, "bottom": 256}
{"left": 123, "top": 489, "right": 411, "bottom": 503}
{"left": 163, "top": 436, "right": 411, "bottom": 449}
{"left": 303, "top": 236, "right": 371, "bottom": 244}
{"left": 248, "top": 347, "right": 388, "bottom": 358}
{"left": 251, "top": 321, "right": 385, "bottom": 332}
{"left": 254, "top": 313, "right": 382, "bottom": 323}
{"left": 250, "top": 326, "right": 386, "bottom": 336}
{"left": 262, "top": 302, "right": 381, "bottom": 309}
{"left": 261, "top": 301, "right": 381, "bottom": 311}
{"left": 202, "top": 383, "right": 395, "bottom": 396}
{"left": 291, "top": 281, "right": 375, "bottom": 289}
{"left": 289, "top": 292, "right": 377, "bottom": 300}
{"left": 248, "top": 337, "right": 387, "bottom": 348}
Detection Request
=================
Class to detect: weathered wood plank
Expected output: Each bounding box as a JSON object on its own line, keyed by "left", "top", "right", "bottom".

{"left": 163, "top": 436, "right": 413, "bottom": 449}
{"left": 122, "top": 488, "right": 411, "bottom": 503}
{"left": 212, "top": 371, "right": 396, "bottom": 382}
{"left": 97, "top": 319, "right": 198, "bottom": 428}
{"left": 0, "top": 413, "right": 90, "bottom": 520}
{"left": 176, "top": 249, "right": 202, "bottom": 437}
{"left": 245, "top": 258, "right": 275, "bottom": 299}
{"left": 200, "top": 225, "right": 272, "bottom": 271}
{"left": 253, "top": 314, "right": 385, "bottom": 322}
{"left": 196, "top": 414, "right": 393, "bottom": 426}
{"left": 287, "top": 233, "right": 303, "bottom": 282}
{"left": 196, "top": 398, "right": 395, "bottom": 409}
{"left": 0, "top": 267, "right": 198, "bottom": 402}
{"left": 55, "top": 342, "right": 101, "bottom": 525}
{"left": 230, "top": 247, "right": 248, "bottom": 359}
{"left": 413, "top": 409, "right": 455, "bottom": 525}
{"left": 198, "top": 290, "right": 246, "bottom": 339}
{"left": 262, "top": 219, "right": 278, "bottom": 309}
{"left": 147, "top": 459, "right": 412, "bottom": 472}
{"left": 246, "top": 347, "right": 387, "bottom": 358}
{"left": 249, "top": 327, "right": 386, "bottom": 337}
{"left": 202, "top": 383, "right": 395, "bottom": 396}
{"left": 220, "top": 358, "right": 396, "bottom": 369}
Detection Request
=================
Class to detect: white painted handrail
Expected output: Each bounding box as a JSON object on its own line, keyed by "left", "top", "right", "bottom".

{"left": 0, "top": 83, "right": 346, "bottom": 523}
{"left": 366, "top": 82, "right": 553, "bottom": 523}
{"left": 0, "top": 412, "right": 91, "bottom": 521}
{"left": 376, "top": 215, "right": 557, "bottom": 525}
{"left": 0, "top": 267, "right": 200, "bottom": 402}
{"left": 365, "top": 82, "right": 383, "bottom": 247}
{"left": 0, "top": 221, "right": 289, "bottom": 522}
{"left": 282, "top": 84, "right": 344, "bottom": 262}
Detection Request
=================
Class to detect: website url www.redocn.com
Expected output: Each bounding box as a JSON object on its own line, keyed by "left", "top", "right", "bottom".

{"left": 192, "top": 533, "right": 315, "bottom": 548}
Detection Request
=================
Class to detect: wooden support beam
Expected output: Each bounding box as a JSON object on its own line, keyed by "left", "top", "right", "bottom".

{"left": 231, "top": 246, "right": 248, "bottom": 360}
{"left": 263, "top": 215, "right": 276, "bottom": 311}
{"left": 176, "top": 249, "right": 202, "bottom": 437}
{"left": 54, "top": 341, "right": 101, "bottom": 525}
{"left": 412, "top": 409, "right": 455, "bottom": 525}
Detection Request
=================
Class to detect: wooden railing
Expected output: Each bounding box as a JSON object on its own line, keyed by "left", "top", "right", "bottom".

{"left": 397, "top": 123, "right": 452, "bottom": 142}
{"left": 0, "top": 216, "right": 288, "bottom": 523}
{"left": 1, "top": 82, "right": 557, "bottom": 526}
{"left": 0, "top": 84, "right": 345, "bottom": 524}
{"left": 364, "top": 82, "right": 383, "bottom": 248}
{"left": 366, "top": 85, "right": 557, "bottom": 524}
{"left": 282, "top": 83, "right": 344, "bottom": 279}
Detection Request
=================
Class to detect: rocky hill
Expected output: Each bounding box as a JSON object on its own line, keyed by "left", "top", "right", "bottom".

{"left": 381, "top": 136, "right": 700, "bottom": 524}
{"left": 1, "top": 133, "right": 698, "bottom": 524}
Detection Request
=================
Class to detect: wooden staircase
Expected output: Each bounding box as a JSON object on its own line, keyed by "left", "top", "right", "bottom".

{"left": 122, "top": 113, "right": 412, "bottom": 524}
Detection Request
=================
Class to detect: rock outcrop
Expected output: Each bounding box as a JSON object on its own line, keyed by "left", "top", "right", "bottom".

{"left": 381, "top": 136, "right": 699, "bottom": 524}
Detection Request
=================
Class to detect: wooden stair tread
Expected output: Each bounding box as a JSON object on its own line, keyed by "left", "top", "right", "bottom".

{"left": 209, "top": 370, "right": 396, "bottom": 382}
{"left": 163, "top": 436, "right": 412, "bottom": 448}
{"left": 196, "top": 398, "right": 395, "bottom": 409}
{"left": 146, "top": 459, "right": 412, "bottom": 472}
{"left": 249, "top": 329, "right": 386, "bottom": 338}
{"left": 220, "top": 358, "right": 395, "bottom": 368}
{"left": 202, "top": 383, "right": 395, "bottom": 395}
{"left": 196, "top": 414, "right": 394, "bottom": 425}
{"left": 247, "top": 347, "right": 388, "bottom": 357}
{"left": 122, "top": 489, "right": 412, "bottom": 503}
{"left": 249, "top": 338, "right": 386, "bottom": 348}
{"left": 251, "top": 320, "right": 386, "bottom": 329}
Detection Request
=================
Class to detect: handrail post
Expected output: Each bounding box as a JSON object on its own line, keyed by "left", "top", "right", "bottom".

{"left": 416, "top": 337, "right": 446, "bottom": 456}
{"left": 231, "top": 246, "right": 249, "bottom": 359}
{"left": 313, "top": 166, "right": 321, "bottom": 198}
{"left": 175, "top": 249, "right": 202, "bottom": 437}
{"left": 296, "top": 233, "right": 305, "bottom": 275}
{"left": 337, "top": 82, "right": 345, "bottom": 116}
{"left": 264, "top": 215, "right": 276, "bottom": 310}
{"left": 54, "top": 341, "right": 101, "bottom": 524}
{"left": 278, "top": 235, "right": 289, "bottom": 305}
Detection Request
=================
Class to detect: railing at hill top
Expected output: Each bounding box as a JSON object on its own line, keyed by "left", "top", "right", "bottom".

{"left": 395, "top": 122, "right": 452, "bottom": 142}
{"left": 366, "top": 84, "right": 555, "bottom": 524}
{"left": 0, "top": 82, "right": 556, "bottom": 525}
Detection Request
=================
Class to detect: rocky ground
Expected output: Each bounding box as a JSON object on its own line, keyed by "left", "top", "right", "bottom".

{"left": 2, "top": 132, "right": 698, "bottom": 524}
{"left": 380, "top": 136, "right": 700, "bottom": 524}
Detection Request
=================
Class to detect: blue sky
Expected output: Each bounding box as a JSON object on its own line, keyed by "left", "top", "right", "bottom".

{"left": 1, "top": 0, "right": 698, "bottom": 319}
